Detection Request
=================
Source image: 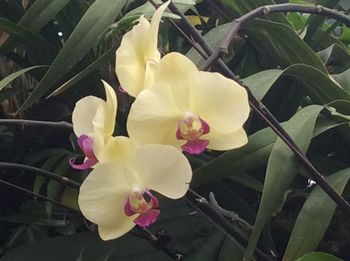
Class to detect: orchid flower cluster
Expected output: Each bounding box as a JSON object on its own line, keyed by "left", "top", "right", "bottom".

{"left": 70, "top": 1, "right": 250, "bottom": 241}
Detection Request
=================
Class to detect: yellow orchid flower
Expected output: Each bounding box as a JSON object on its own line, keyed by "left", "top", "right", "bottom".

{"left": 78, "top": 137, "right": 192, "bottom": 240}
{"left": 115, "top": 1, "right": 170, "bottom": 97}
{"left": 127, "top": 52, "right": 250, "bottom": 154}
{"left": 70, "top": 81, "right": 117, "bottom": 169}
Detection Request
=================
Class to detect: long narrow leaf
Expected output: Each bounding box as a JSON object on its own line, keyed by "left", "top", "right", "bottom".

{"left": 17, "top": 0, "right": 128, "bottom": 113}
{"left": 244, "top": 105, "right": 324, "bottom": 259}
{"left": 283, "top": 168, "right": 350, "bottom": 260}
{"left": 0, "top": 65, "right": 48, "bottom": 92}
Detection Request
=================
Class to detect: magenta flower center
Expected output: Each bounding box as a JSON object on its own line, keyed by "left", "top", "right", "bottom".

{"left": 124, "top": 190, "right": 160, "bottom": 227}
{"left": 69, "top": 135, "right": 98, "bottom": 170}
{"left": 176, "top": 112, "right": 210, "bottom": 155}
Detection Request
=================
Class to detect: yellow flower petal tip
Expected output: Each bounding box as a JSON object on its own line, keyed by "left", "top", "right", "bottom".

{"left": 115, "top": 1, "right": 170, "bottom": 97}
{"left": 70, "top": 81, "right": 117, "bottom": 169}
{"left": 78, "top": 137, "right": 192, "bottom": 240}
{"left": 127, "top": 52, "right": 250, "bottom": 154}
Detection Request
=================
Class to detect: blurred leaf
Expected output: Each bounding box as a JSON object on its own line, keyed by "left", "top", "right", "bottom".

{"left": 244, "top": 105, "right": 324, "bottom": 259}
{"left": 283, "top": 168, "right": 350, "bottom": 260}
{"left": 246, "top": 19, "right": 327, "bottom": 72}
{"left": 0, "top": 65, "right": 47, "bottom": 92}
{"left": 0, "top": 17, "right": 56, "bottom": 61}
{"left": 47, "top": 48, "right": 114, "bottom": 97}
{"left": 241, "top": 69, "right": 282, "bottom": 100}
{"left": 46, "top": 156, "right": 71, "bottom": 217}
{"left": 17, "top": 0, "right": 128, "bottom": 113}
{"left": 317, "top": 43, "right": 350, "bottom": 73}
{"left": 241, "top": 64, "right": 350, "bottom": 106}
{"left": 18, "top": 0, "right": 72, "bottom": 32}
{"left": 332, "top": 68, "right": 350, "bottom": 93}
{"left": 186, "top": 23, "right": 231, "bottom": 66}
{"left": 220, "top": 0, "right": 291, "bottom": 25}
{"left": 189, "top": 231, "right": 226, "bottom": 261}
{"left": 295, "top": 252, "right": 343, "bottom": 261}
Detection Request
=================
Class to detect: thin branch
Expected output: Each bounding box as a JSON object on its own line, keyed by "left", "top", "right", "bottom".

{"left": 137, "top": 227, "right": 185, "bottom": 260}
{"left": 157, "top": 0, "right": 350, "bottom": 215}
{"left": 203, "top": 4, "right": 350, "bottom": 70}
{"left": 0, "top": 119, "right": 73, "bottom": 129}
{"left": 0, "top": 178, "right": 78, "bottom": 212}
{"left": 186, "top": 189, "right": 273, "bottom": 261}
{"left": 0, "top": 162, "right": 80, "bottom": 189}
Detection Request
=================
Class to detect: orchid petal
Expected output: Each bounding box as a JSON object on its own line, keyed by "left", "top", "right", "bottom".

{"left": 115, "top": 16, "right": 160, "bottom": 97}
{"left": 156, "top": 52, "right": 197, "bottom": 109}
{"left": 92, "top": 81, "right": 117, "bottom": 137}
{"left": 130, "top": 144, "right": 192, "bottom": 199}
{"left": 98, "top": 223, "right": 136, "bottom": 241}
{"left": 78, "top": 163, "right": 136, "bottom": 239}
{"left": 102, "top": 136, "right": 139, "bottom": 164}
{"left": 206, "top": 127, "right": 248, "bottom": 150}
{"left": 148, "top": 1, "right": 170, "bottom": 56}
{"left": 192, "top": 71, "right": 250, "bottom": 134}
{"left": 134, "top": 209, "right": 160, "bottom": 227}
{"left": 181, "top": 139, "right": 209, "bottom": 155}
{"left": 72, "top": 96, "right": 103, "bottom": 137}
{"left": 127, "top": 85, "right": 183, "bottom": 148}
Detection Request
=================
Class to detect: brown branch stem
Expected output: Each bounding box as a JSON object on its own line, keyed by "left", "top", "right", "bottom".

{"left": 0, "top": 119, "right": 73, "bottom": 129}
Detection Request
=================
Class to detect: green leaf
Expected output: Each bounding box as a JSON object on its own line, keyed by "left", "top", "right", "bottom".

{"left": 18, "top": 0, "right": 72, "bottom": 32}
{"left": 190, "top": 231, "right": 226, "bottom": 261}
{"left": 47, "top": 48, "right": 114, "bottom": 98}
{"left": 241, "top": 69, "right": 282, "bottom": 100}
{"left": 244, "top": 105, "right": 324, "bottom": 259}
{"left": 283, "top": 168, "right": 350, "bottom": 260}
{"left": 246, "top": 19, "right": 327, "bottom": 73}
{"left": 0, "top": 65, "right": 47, "bottom": 92}
{"left": 317, "top": 44, "right": 350, "bottom": 73}
{"left": 220, "top": 0, "right": 291, "bottom": 25}
{"left": 241, "top": 64, "right": 350, "bottom": 106}
{"left": 16, "top": 0, "right": 128, "bottom": 113}
{"left": 295, "top": 252, "right": 343, "bottom": 261}
{"left": 0, "top": 17, "right": 56, "bottom": 61}
{"left": 332, "top": 68, "right": 350, "bottom": 93}
{"left": 186, "top": 23, "right": 231, "bottom": 66}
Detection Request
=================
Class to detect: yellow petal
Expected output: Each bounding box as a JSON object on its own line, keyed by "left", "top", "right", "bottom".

{"left": 72, "top": 96, "right": 104, "bottom": 137}
{"left": 192, "top": 71, "right": 250, "bottom": 133}
{"left": 205, "top": 127, "right": 248, "bottom": 151}
{"left": 98, "top": 223, "right": 136, "bottom": 241}
{"left": 127, "top": 85, "right": 184, "bottom": 149}
{"left": 103, "top": 80, "right": 118, "bottom": 136}
{"left": 147, "top": 1, "right": 170, "bottom": 56}
{"left": 156, "top": 52, "right": 198, "bottom": 109}
{"left": 115, "top": 16, "right": 160, "bottom": 97}
{"left": 101, "top": 136, "right": 139, "bottom": 164}
{"left": 78, "top": 163, "right": 135, "bottom": 236}
{"left": 131, "top": 144, "right": 192, "bottom": 199}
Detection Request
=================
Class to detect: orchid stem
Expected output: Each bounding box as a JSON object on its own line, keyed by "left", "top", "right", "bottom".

{"left": 0, "top": 162, "right": 80, "bottom": 189}
{"left": 0, "top": 178, "right": 78, "bottom": 211}
{"left": 0, "top": 119, "right": 73, "bottom": 129}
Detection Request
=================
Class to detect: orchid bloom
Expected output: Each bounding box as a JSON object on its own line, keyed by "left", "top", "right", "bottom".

{"left": 70, "top": 81, "right": 117, "bottom": 169}
{"left": 115, "top": 1, "right": 169, "bottom": 97}
{"left": 127, "top": 52, "right": 250, "bottom": 155}
{"left": 78, "top": 137, "right": 192, "bottom": 240}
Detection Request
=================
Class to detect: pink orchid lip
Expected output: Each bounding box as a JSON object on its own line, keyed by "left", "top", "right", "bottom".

{"left": 69, "top": 135, "right": 98, "bottom": 170}
{"left": 124, "top": 190, "right": 160, "bottom": 228}
{"left": 118, "top": 85, "right": 128, "bottom": 94}
{"left": 176, "top": 116, "right": 210, "bottom": 155}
